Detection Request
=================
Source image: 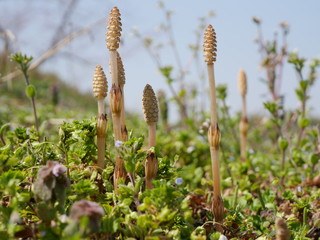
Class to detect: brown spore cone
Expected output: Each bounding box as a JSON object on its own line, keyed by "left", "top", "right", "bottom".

{"left": 106, "top": 7, "right": 122, "bottom": 51}
{"left": 203, "top": 25, "right": 217, "bottom": 64}
{"left": 142, "top": 84, "right": 159, "bottom": 124}
{"left": 93, "top": 65, "right": 108, "bottom": 99}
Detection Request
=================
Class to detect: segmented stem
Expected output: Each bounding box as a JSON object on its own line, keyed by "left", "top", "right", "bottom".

{"left": 204, "top": 24, "right": 224, "bottom": 226}
{"left": 142, "top": 84, "right": 159, "bottom": 189}
{"left": 96, "top": 114, "right": 108, "bottom": 171}
{"left": 238, "top": 69, "right": 248, "bottom": 161}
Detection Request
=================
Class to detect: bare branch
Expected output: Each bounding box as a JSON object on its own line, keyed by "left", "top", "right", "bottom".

{"left": 50, "top": 0, "right": 79, "bottom": 47}
{"left": 0, "top": 18, "right": 104, "bottom": 83}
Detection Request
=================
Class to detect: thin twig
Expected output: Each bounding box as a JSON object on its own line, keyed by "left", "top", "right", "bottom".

{"left": 1, "top": 18, "right": 104, "bottom": 83}
{"left": 22, "top": 67, "right": 39, "bottom": 134}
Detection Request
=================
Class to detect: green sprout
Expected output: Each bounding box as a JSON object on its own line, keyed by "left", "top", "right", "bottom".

{"left": 10, "top": 53, "right": 39, "bottom": 134}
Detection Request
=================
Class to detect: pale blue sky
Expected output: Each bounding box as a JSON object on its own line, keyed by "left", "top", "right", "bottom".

{"left": 1, "top": 0, "right": 320, "bottom": 119}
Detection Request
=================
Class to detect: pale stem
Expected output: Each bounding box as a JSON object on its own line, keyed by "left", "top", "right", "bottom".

{"left": 110, "top": 49, "right": 124, "bottom": 190}
{"left": 148, "top": 122, "right": 157, "bottom": 148}
{"left": 146, "top": 179, "right": 153, "bottom": 189}
{"left": 114, "top": 156, "right": 126, "bottom": 189}
{"left": 110, "top": 50, "right": 118, "bottom": 86}
{"left": 120, "top": 86, "right": 126, "bottom": 123}
{"left": 97, "top": 136, "right": 106, "bottom": 171}
{"left": 210, "top": 147, "right": 221, "bottom": 196}
{"left": 240, "top": 132, "right": 247, "bottom": 160}
{"left": 120, "top": 86, "right": 127, "bottom": 141}
{"left": 242, "top": 96, "right": 247, "bottom": 118}
{"left": 112, "top": 113, "right": 124, "bottom": 189}
{"left": 207, "top": 64, "right": 217, "bottom": 126}
{"left": 240, "top": 95, "right": 248, "bottom": 160}
{"left": 97, "top": 98, "right": 105, "bottom": 115}
{"left": 112, "top": 114, "right": 121, "bottom": 141}
{"left": 241, "top": 96, "right": 247, "bottom": 160}
{"left": 31, "top": 96, "right": 39, "bottom": 133}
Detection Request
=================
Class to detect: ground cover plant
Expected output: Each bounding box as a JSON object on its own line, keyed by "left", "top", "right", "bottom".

{"left": 0, "top": 5, "right": 320, "bottom": 240}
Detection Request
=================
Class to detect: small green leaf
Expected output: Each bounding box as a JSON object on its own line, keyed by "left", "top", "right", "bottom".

{"left": 295, "top": 89, "right": 304, "bottom": 101}
{"left": 178, "top": 89, "right": 186, "bottom": 98}
{"left": 25, "top": 85, "right": 36, "bottom": 98}
{"left": 298, "top": 117, "right": 309, "bottom": 128}
{"left": 278, "top": 137, "right": 288, "bottom": 151}
{"left": 263, "top": 101, "right": 277, "bottom": 115}
{"left": 216, "top": 84, "right": 227, "bottom": 100}
{"left": 299, "top": 80, "right": 308, "bottom": 91}
{"left": 309, "top": 154, "right": 319, "bottom": 165}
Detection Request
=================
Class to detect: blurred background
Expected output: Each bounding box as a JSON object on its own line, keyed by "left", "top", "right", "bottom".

{"left": 1, "top": 0, "right": 320, "bottom": 123}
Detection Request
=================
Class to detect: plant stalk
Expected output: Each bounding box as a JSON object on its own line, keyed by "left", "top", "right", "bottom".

{"left": 280, "top": 149, "right": 286, "bottom": 185}
{"left": 112, "top": 113, "right": 122, "bottom": 141}
{"left": 110, "top": 51, "right": 119, "bottom": 86}
{"left": 210, "top": 146, "right": 221, "bottom": 196}
{"left": 145, "top": 123, "right": 158, "bottom": 189}
{"left": 109, "top": 65, "right": 126, "bottom": 189}
{"left": 96, "top": 114, "right": 108, "bottom": 171}
{"left": 120, "top": 85, "right": 128, "bottom": 141}
{"left": 207, "top": 64, "right": 217, "bottom": 126}
{"left": 207, "top": 63, "right": 224, "bottom": 226}
{"left": 97, "top": 136, "right": 106, "bottom": 170}
{"left": 145, "top": 151, "right": 158, "bottom": 189}
{"left": 30, "top": 96, "right": 39, "bottom": 133}
{"left": 97, "top": 98, "right": 105, "bottom": 116}
{"left": 23, "top": 71, "right": 39, "bottom": 134}
{"left": 148, "top": 123, "right": 157, "bottom": 148}
{"left": 239, "top": 118, "right": 248, "bottom": 161}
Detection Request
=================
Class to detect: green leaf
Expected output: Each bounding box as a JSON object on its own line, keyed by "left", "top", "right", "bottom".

{"left": 298, "top": 117, "right": 309, "bottom": 128}
{"left": 299, "top": 80, "right": 308, "bottom": 91}
{"left": 178, "top": 89, "right": 186, "bottom": 98}
{"left": 156, "top": 206, "right": 177, "bottom": 223}
{"left": 263, "top": 101, "right": 277, "bottom": 115}
{"left": 25, "top": 85, "right": 36, "bottom": 98}
{"left": 309, "top": 154, "right": 319, "bottom": 165}
{"left": 10, "top": 53, "right": 33, "bottom": 69}
{"left": 278, "top": 137, "right": 288, "bottom": 151}
{"left": 216, "top": 84, "right": 227, "bottom": 100}
{"left": 295, "top": 89, "right": 304, "bottom": 101}
{"left": 124, "top": 159, "right": 135, "bottom": 173}
{"left": 159, "top": 66, "right": 174, "bottom": 84}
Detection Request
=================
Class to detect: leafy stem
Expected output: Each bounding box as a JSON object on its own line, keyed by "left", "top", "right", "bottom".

{"left": 10, "top": 53, "right": 40, "bottom": 134}
{"left": 288, "top": 53, "right": 320, "bottom": 146}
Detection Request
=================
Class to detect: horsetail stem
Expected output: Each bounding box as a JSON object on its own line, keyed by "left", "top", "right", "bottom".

{"left": 106, "top": 7, "right": 126, "bottom": 189}
{"left": 275, "top": 218, "right": 290, "bottom": 240}
{"left": 109, "top": 83, "right": 125, "bottom": 188}
{"left": 203, "top": 24, "right": 224, "bottom": 227}
{"left": 92, "top": 65, "right": 108, "bottom": 115}
{"left": 109, "top": 83, "right": 122, "bottom": 117}
{"left": 96, "top": 114, "right": 108, "bottom": 171}
{"left": 238, "top": 69, "right": 249, "bottom": 161}
{"left": 92, "top": 65, "right": 108, "bottom": 172}
{"left": 117, "top": 52, "right": 128, "bottom": 141}
{"left": 142, "top": 84, "right": 159, "bottom": 188}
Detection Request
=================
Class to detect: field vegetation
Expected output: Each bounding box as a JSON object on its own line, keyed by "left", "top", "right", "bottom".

{"left": 0, "top": 3, "right": 319, "bottom": 240}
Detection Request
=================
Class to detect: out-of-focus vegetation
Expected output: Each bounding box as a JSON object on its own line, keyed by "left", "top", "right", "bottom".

{"left": 0, "top": 3, "right": 320, "bottom": 240}
{"left": 0, "top": 52, "right": 97, "bottom": 129}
